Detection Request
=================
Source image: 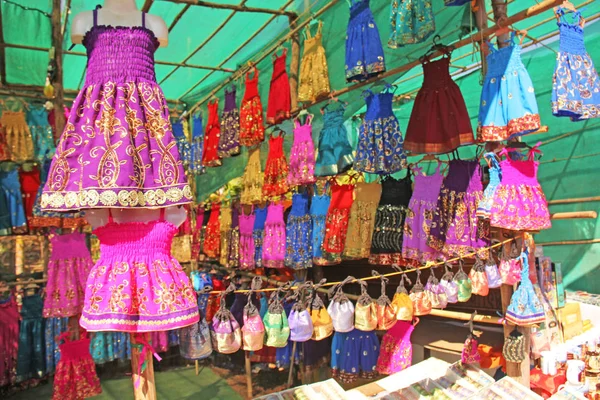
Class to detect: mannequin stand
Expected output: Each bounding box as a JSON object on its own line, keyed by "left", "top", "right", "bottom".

{"left": 131, "top": 333, "right": 157, "bottom": 400}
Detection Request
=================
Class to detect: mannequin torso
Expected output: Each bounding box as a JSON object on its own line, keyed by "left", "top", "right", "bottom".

{"left": 70, "top": 0, "right": 168, "bottom": 47}
{"left": 85, "top": 207, "right": 187, "bottom": 229}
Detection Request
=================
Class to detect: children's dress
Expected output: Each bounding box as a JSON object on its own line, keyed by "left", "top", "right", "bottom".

{"left": 356, "top": 85, "right": 407, "bottom": 174}
{"left": 490, "top": 146, "right": 551, "bottom": 231}
{"left": 0, "top": 168, "right": 27, "bottom": 235}
{"left": 241, "top": 147, "right": 263, "bottom": 204}
{"left": 287, "top": 115, "right": 316, "bottom": 187}
{"left": 191, "top": 114, "right": 205, "bottom": 175}
{"left": 80, "top": 209, "right": 199, "bottom": 332}
{"left": 203, "top": 99, "right": 222, "bottom": 167}
{"left": 428, "top": 160, "right": 489, "bottom": 257}
{"left": 402, "top": 164, "right": 444, "bottom": 263}
{"left": 310, "top": 185, "right": 332, "bottom": 265}
{"left": 1, "top": 111, "right": 34, "bottom": 163}
{"left": 346, "top": 0, "right": 386, "bottom": 82}
{"left": 219, "top": 206, "right": 233, "bottom": 266}
{"left": 263, "top": 133, "right": 289, "bottom": 198}
{"left": 285, "top": 192, "right": 313, "bottom": 269}
{"left": 370, "top": 173, "right": 413, "bottom": 265}
{"left": 16, "top": 294, "right": 45, "bottom": 382}
{"left": 218, "top": 86, "right": 241, "bottom": 158}
{"left": 41, "top": 9, "right": 191, "bottom": 211}
{"left": 405, "top": 49, "right": 474, "bottom": 154}
{"left": 253, "top": 205, "right": 268, "bottom": 268}
{"left": 262, "top": 202, "right": 286, "bottom": 268}
{"left": 476, "top": 153, "right": 502, "bottom": 219}
{"left": 19, "top": 167, "right": 41, "bottom": 221}
{"left": 388, "top": 0, "right": 435, "bottom": 48}
{"left": 240, "top": 68, "right": 265, "bottom": 147}
{"left": 334, "top": 329, "right": 380, "bottom": 383}
{"left": 43, "top": 231, "right": 93, "bottom": 318}
{"left": 172, "top": 121, "right": 191, "bottom": 169}
{"left": 343, "top": 182, "right": 381, "bottom": 259}
{"left": 315, "top": 104, "right": 354, "bottom": 176}
{"left": 203, "top": 204, "right": 221, "bottom": 259}
{"left": 239, "top": 208, "right": 256, "bottom": 270}
{"left": 322, "top": 183, "right": 355, "bottom": 263}
{"left": 478, "top": 32, "right": 541, "bottom": 141}
{"left": 228, "top": 207, "right": 240, "bottom": 268}
{"left": 298, "top": 21, "right": 331, "bottom": 102}
{"left": 0, "top": 295, "right": 19, "bottom": 386}
{"left": 505, "top": 251, "right": 545, "bottom": 326}
{"left": 376, "top": 320, "right": 415, "bottom": 374}
{"left": 552, "top": 7, "right": 600, "bottom": 121}
{"left": 267, "top": 50, "right": 291, "bottom": 124}
{"left": 27, "top": 106, "right": 55, "bottom": 162}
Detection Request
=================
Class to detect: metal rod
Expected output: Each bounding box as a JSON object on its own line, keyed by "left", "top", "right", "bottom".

{"left": 160, "top": 0, "right": 294, "bottom": 16}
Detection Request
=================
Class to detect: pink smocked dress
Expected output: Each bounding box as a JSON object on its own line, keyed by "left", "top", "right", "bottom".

{"left": 43, "top": 231, "right": 93, "bottom": 318}
{"left": 262, "top": 202, "right": 286, "bottom": 268}
{"left": 287, "top": 115, "right": 316, "bottom": 186}
{"left": 490, "top": 144, "right": 551, "bottom": 231}
{"left": 376, "top": 320, "right": 415, "bottom": 375}
{"left": 239, "top": 208, "right": 256, "bottom": 270}
{"left": 0, "top": 295, "right": 19, "bottom": 387}
{"left": 80, "top": 209, "right": 198, "bottom": 332}
{"left": 402, "top": 164, "right": 444, "bottom": 263}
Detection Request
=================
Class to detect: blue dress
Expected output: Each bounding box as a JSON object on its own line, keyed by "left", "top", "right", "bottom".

{"left": 355, "top": 85, "right": 407, "bottom": 174}
{"left": 552, "top": 7, "right": 600, "bottom": 121}
{"left": 345, "top": 0, "right": 386, "bottom": 82}
{"left": 16, "top": 294, "right": 45, "bottom": 382}
{"left": 477, "top": 32, "right": 541, "bottom": 142}
{"left": 444, "top": 0, "right": 470, "bottom": 6}
{"left": 191, "top": 114, "right": 205, "bottom": 175}
{"left": 26, "top": 106, "right": 55, "bottom": 163}
{"left": 44, "top": 317, "right": 68, "bottom": 374}
{"left": 172, "top": 120, "right": 192, "bottom": 169}
{"left": 0, "top": 168, "right": 27, "bottom": 235}
{"left": 476, "top": 152, "right": 502, "bottom": 219}
{"left": 337, "top": 329, "right": 380, "bottom": 383}
{"left": 310, "top": 188, "right": 331, "bottom": 264}
{"left": 285, "top": 192, "right": 313, "bottom": 269}
{"left": 315, "top": 104, "right": 354, "bottom": 176}
{"left": 388, "top": 0, "right": 435, "bottom": 48}
{"left": 505, "top": 251, "right": 545, "bottom": 326}
{"left": 253, "top": 205, "right": 268, "bottom": 267}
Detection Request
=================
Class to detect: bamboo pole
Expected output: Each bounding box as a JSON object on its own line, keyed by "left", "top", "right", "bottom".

{"left": 548, "top": 196, "right": 600, "bottom": 205}
{"left": 168, "top": 5, "right": 191, "bottom": 32}
{"left": 176, "top": 0, "right": 296, "bottom": 101}
{"left": 288, "top": 14, "right": 300, "bottom": 112}
{"left": 536, "top": 238, "right": 600, "bottom": 246}
{"left": 245, "top": 351, "right": 253, "bottom": 398}
{"left": 160, "top": 0, "right": 295, "bottom": 16}
{"left": 0, "top": 1, "right": 7, "bottom": 86}
{"left": 550, "top": 211, "right": 597, "bottom": 220}
{"left": 131, "top": 333, "right": 157, "bottom": 400}
{"left": 429, "top": 309, "right": 502, "bottom": 325}
{"left": 141, "top": 0, "right": 154, "bottom": 13}
{"left": 51, "top": 0, "right": 66, "bottom": 136}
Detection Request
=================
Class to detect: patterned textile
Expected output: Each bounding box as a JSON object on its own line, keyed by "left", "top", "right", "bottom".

{"left": 388, "top": 0, "right": 435, "bottom": 48}
{"left": 298, "top": 21, "right": 331, "bottom": 102}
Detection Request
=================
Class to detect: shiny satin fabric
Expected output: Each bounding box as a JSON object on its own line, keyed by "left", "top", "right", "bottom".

{"left": 263, "top": 311, "right": 290, "bottom": 348}
{"left": 409, "top": 289, "right": 432, "bottom": 317}
{"left": 179, "top": 318, "right": 213, "bottom": 360}
{"left": 391, "top": 291, "right": 413, "bottom": 321}
{"left": 213, "top": 316, "right": 242, "bottom": 354}
{"left": 242, "top": 313, "right": 265, "bottom": 351}
{"left": 327, "top": 299, "right": 355, "bottom": 333}
{"left": 499, "top": 257, "right": 522, "bottom": 285}
{"left": 425, "top": 280, "right": 448, "bottom": 310}
{"left": 289, "top": 308, "right": 313, "bottom": 342}
{"left": 469, "top": 265, "right": 490, "bottom": 296}
{"left": 440, "top": 272, "right": 459, "bottom": 304}
{"left": 454, "top": 268, "right": 473, "bottom": 303}
{"left": 310, "top": 306, "right": 334, "bottom": 341}
{"left": 354, "top": 301, "right": 378, "bottom": 331}
{"left": 461, "top": 335, "right": 481, "bottom": 365}
{"left": 376, "top": 300, "right": 397, "bottom": 331}
{"left": 485, "top": 258, "right": 503, "bottom": 289}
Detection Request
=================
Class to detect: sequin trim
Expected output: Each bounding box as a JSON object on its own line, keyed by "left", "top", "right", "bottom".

{"left": 477, "top": 113, "right": 541, "bottom": 142}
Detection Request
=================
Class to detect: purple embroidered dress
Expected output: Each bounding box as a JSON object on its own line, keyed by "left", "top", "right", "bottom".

{"left": 41, "top": 9, "right": 192, "bottom": 211}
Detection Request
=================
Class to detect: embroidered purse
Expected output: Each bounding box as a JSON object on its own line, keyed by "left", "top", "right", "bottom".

{"left": 372, "top": 271, "right": 397, "bottom": 330}
{"left": 425, "top": 267, "right": 448, "bottom": 309}
{"left": 410, "top": 270, "right": 432, "bottom": 316}
{"left": 242, "top": 277, "right": 265, "bottom": 351}
{"left": 354, "top": 279, "right": 377, "bottom": 331}
{"left": 454, "top": 261, "right": 472, "bottom": 303}
{"left": 327, "top": 276, "right": 355, "bottom": 333}
{"left": 499, "top": 242, "right": 522, "bottom": 285}
{"left": 469, "top": 257, "right": 489, "bottom": 296}
{"left": 485, "top": 254, "right": 503, "bottom": 289}
{"left": 440, "top": 262, "right": 458, "bottom": 304}
{"left": 212, "top": 284, "right": 242, "bottom": 354}
{"left": 180, "top": 286, "right": 213, "bottom": 360}
{"left": 392, "top": 273, "right": 413, "bottom": 321}
{"left": 263, "top": 286, "right": 290, "bottom": 348}
{"left": 461, "top": 334, "right": 481, "bottom": 365}
{"left": 503, "top": 328, "right": 525, "bottom": 363}
{"left": 309, "top": 280, "right": 333, "bottom": 341}
{"left": 288, "top": 282, "right": 313, "bottom": 342}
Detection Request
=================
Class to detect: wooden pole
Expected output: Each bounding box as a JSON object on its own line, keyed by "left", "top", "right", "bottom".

{"left": 0, "top": 3, "right": 7, "bottom": 86}
{"left": 548, "top": 196, "right": 600, "bottom": 205}
{"left": 550, "top": 211, "right": 597, "bottom": 220}
{"left": 51, "top": 0, "right": 66, "bottom": 136}
{"left": 536, "top": 238, "right": 600, "bottom": 246}
{"left": 288, "top": 14, "right": 300, "bottom": 112}
{"left": 160, "top": 0, "right": 295, "bottom": 16}
{"left": 245, "top": 351, "right": 253, "bottom": 398}
{"left": 130, "top": 333, "right": 157, "bottom": 400}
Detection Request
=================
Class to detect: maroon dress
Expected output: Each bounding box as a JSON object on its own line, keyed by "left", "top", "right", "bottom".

{"left": 266, "top": 50, "right": 291, "bottom": 124}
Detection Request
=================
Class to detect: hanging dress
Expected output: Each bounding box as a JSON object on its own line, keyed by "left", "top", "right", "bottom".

{"left": 0, "top": 167, "right": 27, "bottom": 235}
{"left": 240, "top": 68, "right": 265, "bottom": 147}
{"left": 172, "top": 120, "right": 191, "bottom": 169}
{"left": 428, "top": 159, "right": 489, "bottom": 258}
{"left": 0, "top": 295, "right": 19, "bottom": 387}
{"left": 239, "top": 207, "right": 256, "bottom": 270}
{"left": 298, "top": 21, "right": 331, "bottom": 102}
{"left": 315, "top": 103, "right": 354, "bottom": 176}
{"left": 355, "top": 85, "right": 407, "bottom": 174}
{"left": 1, "top": 111, "right": 34, "bottom": 163}
{"left": 218, "top": 85, "right": 241, "bottom": 158}
{"left": 489, "top": 145, "right": 551, "bottom": 231}
{"left": 191, "top": 114, "right": 205, "bottom": 175}
{"left": 404, "top": 49, "right": 474, "bottom": 154}
{"left": 203, "top": 203, "right": 221, "bottom": 259}
{"left": 203, "top": 99, "right": 222, "bottom": 167}
{"left": 262, "top": 202, "right": 286, "bottom": 268}
{"left": 310, "top": 183, "right": 332, "bottom": 265}
{"left": 240, "top": 147, "right": 264, "bottom": 205}
{"left": 41, "top": 9, "right": 192, "bottom": 211}
{"left": 285, "top": 192, "right": 313, "bottom": 269}
{"left": 322, "top": 182, "right": 355, "bottom": 263}
{"left": 345, "top": 0, "right": 386, "bottom": 82}
{"left": 477, "top": 32, "right": 541, "bottom": 142}
{"left": 343, "top": 181, "right": 381, "bottom": 260}
{"left": 267, "top": 50, "right": 291, "bottom": 125}
{"left": 19, "top": 166, "right": 41, "bottom": 220}
{"left": 253, "top": 205, "right": 268, "bottom": 268}
{"left": 263, "top": 132, "right": 289, "bottom": 198}
{"left": 476, "top": 152, "right": 502, "bottom": 219}
{"left": 402, "top": 164, "right": 444, "bottom": 263}
{"left": 16, "top": 293, "right": 45, "bottom": 382}
{"left": 287, "top": 115, "right": 316, "bottom": 187}
{"left": 376, "top": 320, "right": 416, "bottom": 374}
{"left": 388, "top": 0, "right": 435, "bottom": 48}
{"left": 27, "top": 106, "right": 55, "bottom": 163}
{"left": 228, "top": 207, "right": 241, "bottom": 268}
{"left": 369, "top": 172, "right": 413, "bottom": 266}
{"left": 552, "top": 7, "right": 600, "bottom": 121}
{"left": 219, "top": 206, "right": 233, "bottom": 266}
{"left": 80, "top": 208, "right": 198, "bottom": 332}
{"left": 43, "top": 231, "right": 93, "bottom": 318}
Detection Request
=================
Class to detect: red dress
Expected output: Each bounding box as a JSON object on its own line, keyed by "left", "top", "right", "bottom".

{"left": 202, "top": 100, "right": 222, "bottom": 167}
{"left": 266, "top": 50, "right": 291, "bottom": 125}
{"left": 404, "top": 49, "right": 474, "bottom": 154}
{"left": 240, "top": 68, "right": 265, "bottom": 147}
{"left": 203, "top": 203, "right": 221, "bottom": 259}
{"left": 19, "top": 167, "right": 40, "bottom": 219}
{"left": 262, "top": 133, "right": 289, "bottom": 198}
{"left": 52, "top": 332, "right": 102, "bottom": 400}
{"left": 323, "top": 182, "right": 354, "bottom": 255}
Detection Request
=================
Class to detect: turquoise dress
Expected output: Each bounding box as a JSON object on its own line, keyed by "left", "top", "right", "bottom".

{"left": 388, "top": 0, "right": 435, "bottom": 48}
{"left": 315, "top": 104, "right": 354, "bottom": 176}
{"left": 45, "top": 317, "right": 69, "bottom": 374}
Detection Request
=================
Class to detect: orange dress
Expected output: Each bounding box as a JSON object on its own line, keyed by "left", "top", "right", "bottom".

{"left": 239, "top": 68, "right": 265, "bottom": 147}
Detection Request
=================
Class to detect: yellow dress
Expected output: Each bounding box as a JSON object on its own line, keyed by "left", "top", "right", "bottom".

{"left": 298, "top": 21, "right": 331, "bottom": 102}
{"left": 219, "top": 205, "right": 233, "bottom": 266}
{"left": 1, "top": 111, "right": 34, "bottom": 162}
{"left": 343, "top": 181, "right": 381, "bottom": 259}
{"left": 240, "top": 147, "right": 264, "bottom": 205}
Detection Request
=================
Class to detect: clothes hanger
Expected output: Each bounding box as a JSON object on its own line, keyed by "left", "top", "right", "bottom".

{"left": 419, "top": 35, "right": 453, "bottom": 63}
{"left": 464, "top": 310, "right": 478, "bottom": 334}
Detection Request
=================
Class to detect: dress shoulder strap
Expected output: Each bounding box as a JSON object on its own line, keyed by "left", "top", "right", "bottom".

{"left": 93, "top": 5, "right": 100, "bottom": 27}
{"left": 142, "top": 12, "right": 146, "bottom": 28}
{"left": 107, "top": 208, "right": 114, "bottom": 223}
{"left": 159, "top": 207, "right": 166, "bottom": 221}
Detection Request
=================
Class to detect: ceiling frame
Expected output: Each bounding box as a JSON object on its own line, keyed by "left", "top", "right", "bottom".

{"left": 161, "top": 0, "right": 295, "bottom": 17}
